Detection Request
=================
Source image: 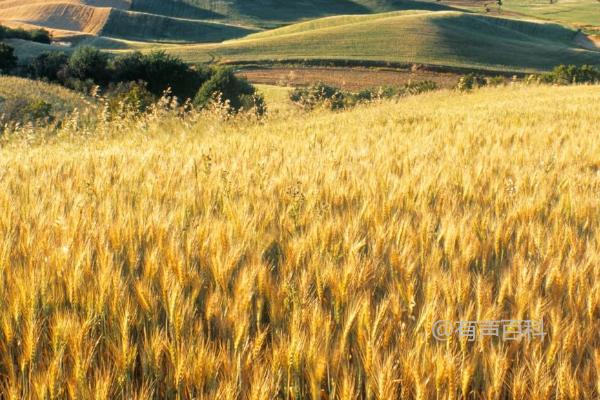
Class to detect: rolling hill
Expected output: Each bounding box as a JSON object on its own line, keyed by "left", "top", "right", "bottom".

{"left": 127, "top": 0, "right": 452, "bottom": 27}
{"left": 1, "top": 0, "right": 599, "bottom": 73}
{"left": 0, "top": 1, "right": 258, "bottom": 43}
{"left": 0, "top": 0, "right": 453, "bottom": 40}
{"left": 162, "top": 11, "right": 600, "bottom": 72}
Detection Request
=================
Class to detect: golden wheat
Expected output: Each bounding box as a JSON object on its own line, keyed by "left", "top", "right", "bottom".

{"left": 0, "top": 84, "right": 598, "bottom": 399}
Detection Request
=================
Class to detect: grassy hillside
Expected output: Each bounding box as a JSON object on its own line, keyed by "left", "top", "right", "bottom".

{"left": 0, "top": 2, "right": 111, "bottom": 34}
{"left": 164, "top": 11, "right": 600, "bottom": 72}
{"left": 0, "top": 1, "right": 258, "bottom": 43}
{"left": 503, "top": 0, "right": 600, "bottom": 30}
{"left": 0, "top": 76, "right": 90, "bottom": 125}
{"left": 0, "top": 83, "right": 598, "bottom": 398}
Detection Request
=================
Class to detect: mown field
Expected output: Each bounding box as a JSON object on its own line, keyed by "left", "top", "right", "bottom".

{"left": 0, "top": 81, "right": 598, "bottom": 399}
{"left": 163, "top": 11, "right": 600, "bottom": 72}
{"left": 503, "top": 0, "right": 600, "bottom": 30}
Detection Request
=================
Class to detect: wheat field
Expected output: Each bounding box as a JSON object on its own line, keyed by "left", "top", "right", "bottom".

{"left": 0, "top": 84, "right": 599, "bottom": 399}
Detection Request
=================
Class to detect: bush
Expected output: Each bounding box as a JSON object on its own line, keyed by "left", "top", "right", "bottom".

{"left": 455, "top": 74, "right": 487, "bottom": 92}
{"left": 105, "top": 81, "right": 156, "bottom": 116}
{"left": 290, "top": 83, "right": 345, "bottom": 110}
{"left": 290, "top": 81, "right": 439, "bottom": 111}
{"left": 0, "top": 24, "right": 51, "bottom": 44}
{"left": 111, "top": 52, "right": 146, "bottom": 83}
{"left": 538, "top": 64, "right": 600, "bottom": 85}
{"left": 29, "top": 29, "right": 52, "bottom": 45}
{"left": 0, "top": 43, "right": 17, "bottom": 74}
{"left": 111, "top": 51, "right": 210, "bottom": 101}
{"left": 194, "top": 67, "right": 264, "bottom": 114}
{"left": 67, "top": 46, "right": 109, "bottom": 85}
{"left": 402, "top": 80, "right": 438, "bottom": 95}
{"left": 27, "top": 52, "right": 69, "bottom": 82}
{"left": 0, "top": 96, "right": 54, "bottom": 127}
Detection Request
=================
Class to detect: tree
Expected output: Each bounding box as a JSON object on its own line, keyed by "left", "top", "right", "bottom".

{"left": 67, "top": 46, "right": 109, "bottom": 84}
{"left": 0, "top": 43, "right": 17, "bottom": 74}
{"left": 29, "top": 29, "right": 52, "bottom": 44}
{"left": 110, "top": 51, "right": 209, "bottom": 100}
{"left": 194, "top": 66, "right": 262, "bottom": 113}
{"left": 27, "top": 52, "right": 69, "bottom": 82}
{"left": 140, "top": 51, "right": 208, "bottom": 100}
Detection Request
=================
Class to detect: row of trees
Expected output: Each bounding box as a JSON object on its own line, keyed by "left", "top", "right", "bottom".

{"left": 26, "top": 46, "right": 264, "bottom": 112}
{"left": 1, "top": 43, "right": 264, "bottom": 114}
{"left": 0, "top": 43, "right": 17, "bottom": 73}
{"left": 0, "top": 24, "right": 51, "bottom": 44}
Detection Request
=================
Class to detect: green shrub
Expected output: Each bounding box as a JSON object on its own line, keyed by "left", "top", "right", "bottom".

{"left": 0, "top": 96, "right": 54, "bottom": 127}
{"left": 67, "top": 46, "right": 109, "bottom": 85}
{"left": 538, "top": 65, "right": 600, "bottom": 85}
{"left": 194, "top": 67, "right": 264, "bottom": 114}
{"left": 23, "top": 99, "right": 53, "bottom": 123}
{"left": 111, "top": 52, "right": 146, "bottom": 83}
{"left": 290, "top": 83, "right": 345, "bottom": 110}
{"left": 485, "top": 76, "right": 506, "bottom": 87}
{"left": 401, "top": 80, "right": 438, "bottom": 95}
{"left": 0, "top": 24, "right": 51, "bottom": 44}
{"left": 27, "top": 52, "right": 69, "bottom": 82}
{"left": 0, "top": 43, "right": 17, "bottom": 74}
{"left": 29, "top": 29, "right": 52, "bottom": 45}
{"left": 112, "top": 51, "right": 210, "bottom": 101}
{"left": 455, "top": 74, "right": 487, "bottom": 92}
{"left": 105, "top": 81, "right": 156, "bottom": 116}
{"left": 290, "top": 81, "right": 438, "bottom": 111}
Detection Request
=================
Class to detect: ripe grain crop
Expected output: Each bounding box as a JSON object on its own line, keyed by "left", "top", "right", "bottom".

{"left": 0, "top": 84, "right": 598, "bottom": 399}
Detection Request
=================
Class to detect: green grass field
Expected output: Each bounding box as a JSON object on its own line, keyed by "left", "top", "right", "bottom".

{"left": 160, "top": 11, "right": 600, "bottom": 72}
{"left": 503, "top": 0, "right": 600, "bottom": 30}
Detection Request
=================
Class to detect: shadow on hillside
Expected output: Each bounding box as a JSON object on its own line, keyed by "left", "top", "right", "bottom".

{"left": 130, "top": 0, "right": 225, "bottom": 20}
{"left": 429, "top": 13, "right": 600, "bottom": 71}
{"left": 103, "top": 10, "right": 257, "bottom": 43}
{"left": 234, "top": 0, "right": 454, "bottom": 26}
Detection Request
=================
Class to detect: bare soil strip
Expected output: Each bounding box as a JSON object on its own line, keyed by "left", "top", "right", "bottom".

{"left": 238, "top": 67, "right": 462, "bottom": 90}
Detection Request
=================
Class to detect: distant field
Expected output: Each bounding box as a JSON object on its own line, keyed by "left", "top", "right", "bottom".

{"left": 0, "top": 0, "right": 452, "bottom": 41}
{"left": 163, "top": 11, "right": 600, "bottom": 72}
{"left": 240, "top": 67, "right": 461, "bottom": 90}
{"left": 503, "top": 0, "right": 600, "bottom": 31}
{"left": 130, "top": 0, "right": 453, "bottom": 27}
{"left": 0, "top": 1, "right": 258, "bottom": 43}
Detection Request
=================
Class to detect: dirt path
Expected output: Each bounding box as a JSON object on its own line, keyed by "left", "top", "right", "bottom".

{"left": 239, "top": 67, "right": 462, "bottom": 90}
{"left": 576, "top": 32, "right": 600, "bottom": 51}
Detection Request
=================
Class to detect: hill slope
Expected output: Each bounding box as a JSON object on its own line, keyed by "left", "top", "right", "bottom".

{"left": 165, "top": 11, "right": 600, "bottom": 72}
{"left": 0, "top": 0, "right": 455, "bottom": 42}
{"left": 0, "top": 76, "right": 90, "bottom": 125}
{"left": 0, "top": 1, "right": 258, "bottom": 43}
{"left": 128, "top": 0, "right": 453, "bottom": 27}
